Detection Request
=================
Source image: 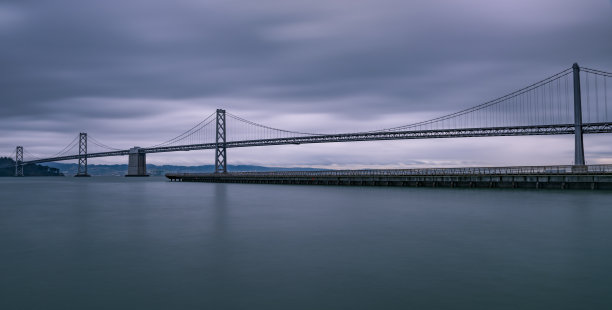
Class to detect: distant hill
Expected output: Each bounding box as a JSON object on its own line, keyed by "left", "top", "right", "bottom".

{"left": 0, "top": 157, "right": 64, "bottom": 177}
{"left": 45, "top": 163, "right": 328, "bottom": 176}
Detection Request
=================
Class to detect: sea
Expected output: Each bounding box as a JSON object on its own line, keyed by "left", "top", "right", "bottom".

{"left": 1, "top": 177, "right": 611, "bottom": 309}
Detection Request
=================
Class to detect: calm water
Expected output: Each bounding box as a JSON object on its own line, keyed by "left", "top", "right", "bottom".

{"left": 1, "top": 177, "right": 611, "bottom": 309}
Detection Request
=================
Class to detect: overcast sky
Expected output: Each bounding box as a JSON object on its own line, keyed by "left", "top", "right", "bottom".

{"left": 1, "top": 0, "right": 612, "bottom": 168}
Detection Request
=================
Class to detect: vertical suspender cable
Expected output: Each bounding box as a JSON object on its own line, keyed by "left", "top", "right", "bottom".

{"left": 595, "top": 74, "right": 599, "bottom": 123}
{"left": 557, "top": 77, "right": 561, "bottom": 124}
{"left": 566, "top": 73, "right": 570, "bottom": 123}
{"left": 586, "top": 72, "right": 590, "bottom": 123}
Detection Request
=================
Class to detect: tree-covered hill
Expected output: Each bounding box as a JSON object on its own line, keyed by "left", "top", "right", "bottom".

{"left": 0, "top": 157, "right": 64, "bottom": 176}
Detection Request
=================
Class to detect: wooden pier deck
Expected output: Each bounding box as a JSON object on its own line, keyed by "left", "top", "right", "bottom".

{"left": 166, "top": 165, "right": 612, "bottom": 190}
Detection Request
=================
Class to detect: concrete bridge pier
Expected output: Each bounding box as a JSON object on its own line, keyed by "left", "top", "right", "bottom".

{"left": 125, "top": 147, "right": 149, "bottom": 177}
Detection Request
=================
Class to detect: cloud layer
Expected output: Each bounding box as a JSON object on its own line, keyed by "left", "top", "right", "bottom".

{"left": 1, "top": 0, "right": 611, "bottom": 167}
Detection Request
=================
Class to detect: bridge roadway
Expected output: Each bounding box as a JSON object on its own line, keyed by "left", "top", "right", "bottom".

{"left": 23, "top": 122, "right": 612, "bottom": 165}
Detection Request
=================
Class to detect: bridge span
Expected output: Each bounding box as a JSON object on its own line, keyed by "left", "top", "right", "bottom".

{"left": 7, "top": 63, "right": 612, "bottom": 177}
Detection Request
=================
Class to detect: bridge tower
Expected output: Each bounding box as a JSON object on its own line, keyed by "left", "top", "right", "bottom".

{"left": 573, "top": 63, "right": 585, "bottom": 168}
{"left": 215, "top": 109, "right": 227, "bottom": 173}
{"left": 75, "top": 132, "right": 91, "bottom": 177}
{"left": 15, "top": 146, "right": 23, "bottom": 177}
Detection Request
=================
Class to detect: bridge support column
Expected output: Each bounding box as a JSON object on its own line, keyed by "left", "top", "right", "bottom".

{"left": 75, "top": 132, "right": 91, "bottom": 177}
{"left": 15, "top": 146, "right": 23, "bottom": 177}
{"left": 215, "top": 109, "right": 227, "bottom": 173}
{"left": 573, "top": 63, "right": 586, "bottom": 169}
{"left": 125, "top": 147, "right": 149, "bottom": 177}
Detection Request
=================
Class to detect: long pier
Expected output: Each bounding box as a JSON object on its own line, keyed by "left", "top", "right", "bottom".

{"left": 166, "top": 164, "right": 612, "bottom": 190}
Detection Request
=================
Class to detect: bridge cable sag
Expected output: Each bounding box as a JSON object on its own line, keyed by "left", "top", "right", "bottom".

{"left": 88, "top": 136, "right": 122, "bottom": 151}
{"left": 48, "top": 135, "right": 80, "bottom": 158}
{"left": 226, "top": 112, "right": 325, "bottom": 137}
{"left": 369, "top": 67, "right": 574, "bottom": 132}
{"left": 220, "top": 68, "right": 581, "bottom": 137}
{"left": 148, "top": 111, "right": 216, "bottom": 147}
{"left": 23, "top": 150, "right": 44, "bottom": 161}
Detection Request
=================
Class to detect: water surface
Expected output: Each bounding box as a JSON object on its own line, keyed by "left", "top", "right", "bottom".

{"left": 1, "top": 177, "right": 611, "bottom": 309}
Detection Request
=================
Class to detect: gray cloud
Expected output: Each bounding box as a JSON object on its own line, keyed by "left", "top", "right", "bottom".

{"left": 1, "top": 0, "right": 611, "bottom": 167}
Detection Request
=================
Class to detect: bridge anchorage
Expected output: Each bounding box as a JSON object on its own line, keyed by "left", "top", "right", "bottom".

{"left": 10, "top": 63, "right": 612, "bottom": 177}
{"left": 125, "top": 147, "right": 149, "bottom": 177}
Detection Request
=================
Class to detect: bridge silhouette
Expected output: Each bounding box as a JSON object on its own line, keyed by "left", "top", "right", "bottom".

{"left": 7, "top": 63, "right": 612, "bottom": 177}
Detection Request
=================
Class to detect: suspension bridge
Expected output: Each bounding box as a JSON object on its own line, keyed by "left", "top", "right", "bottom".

{"left": 4, "top": 63, "right": 612, "bottom": 177}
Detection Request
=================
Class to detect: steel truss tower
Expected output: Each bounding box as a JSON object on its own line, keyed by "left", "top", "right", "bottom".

{"left": 15, "top": 146, "right": 23, "bottom": 177}
{"left": 215, "top": 109, "right": 227, "bottom": 173}
{"left": 75, "top": 132, "right": 90, "bottom": 177}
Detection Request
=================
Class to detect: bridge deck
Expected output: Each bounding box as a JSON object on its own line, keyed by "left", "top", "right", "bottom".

{"left": 21, "top": 122, "right": 612, "bottom": 165}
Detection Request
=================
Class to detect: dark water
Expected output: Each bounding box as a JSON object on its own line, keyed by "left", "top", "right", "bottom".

{"left": 1, "top": 177, "right": 611, "bottom": 309}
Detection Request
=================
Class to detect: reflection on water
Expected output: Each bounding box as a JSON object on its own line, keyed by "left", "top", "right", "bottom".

{"left": 1, "top": 177, "right": 612, "bottom": 310}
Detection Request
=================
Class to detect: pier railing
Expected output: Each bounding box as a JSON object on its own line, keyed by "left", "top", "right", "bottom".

{"left": 167, "top": 164, "right": 612, "bottom": 177}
